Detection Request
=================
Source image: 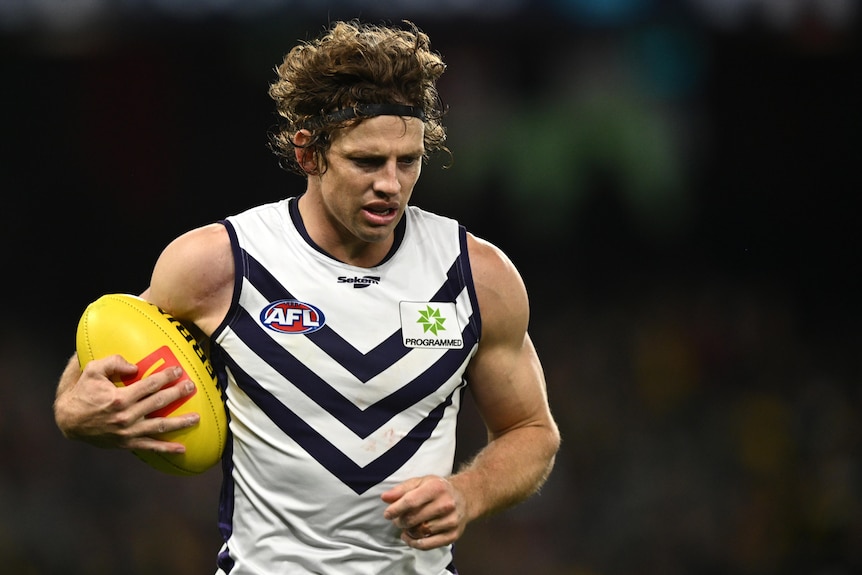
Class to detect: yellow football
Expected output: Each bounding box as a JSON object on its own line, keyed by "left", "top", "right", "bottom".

{"left": 75, "top": 293, "right": 227, "bottom": 476}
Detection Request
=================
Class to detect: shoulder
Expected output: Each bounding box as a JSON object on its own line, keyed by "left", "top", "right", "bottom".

{"left": 466, "top": 233, "right": 527, "bottom": 299}
{"left": 466, "top": 233, "right": 529, "bottom": 339}
{"left": 148, "top": 223, "right": 233, "bottom": 334}
{"left": 161, "top": 223, "right": 231, "bottom": 260}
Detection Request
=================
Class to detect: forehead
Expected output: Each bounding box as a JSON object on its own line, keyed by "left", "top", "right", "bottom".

{"left": 331, "top": 115, "right": 425, "bottom": 155}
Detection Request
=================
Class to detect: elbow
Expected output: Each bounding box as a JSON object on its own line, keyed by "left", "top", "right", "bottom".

{"left": 541, "top": 419, "right": 562, "bottom": 477}
{"left": 548, "top": 424, "right": 562, "bottom": 469}
{"left": 545, "top": 416, "right": 562, "bottom": 458}
{"left": 52, "top": 398, "right": 73, "bottom": 440}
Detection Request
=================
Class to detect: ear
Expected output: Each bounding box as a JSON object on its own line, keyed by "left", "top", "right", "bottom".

{"left": 293, "top": 129, "right": 318, "bottom": 174}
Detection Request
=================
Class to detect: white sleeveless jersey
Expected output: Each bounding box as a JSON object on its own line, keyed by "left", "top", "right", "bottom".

{"left": 211, "top": 197, "right": 480, "bottom": 575}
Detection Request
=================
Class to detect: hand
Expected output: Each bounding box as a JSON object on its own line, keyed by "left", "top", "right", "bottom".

{"left": 381, "top": 475, "right": 467, "bottom": 550}
{"left": 53, "top": 354, "right": 200, "bottom": 453}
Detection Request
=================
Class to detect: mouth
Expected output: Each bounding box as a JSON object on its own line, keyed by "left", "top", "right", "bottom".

{"left": 366, "top": 207, "right": 396, "bottom": 216}
{"left": 362, "top": 205, "right": 399, "bottom": 226}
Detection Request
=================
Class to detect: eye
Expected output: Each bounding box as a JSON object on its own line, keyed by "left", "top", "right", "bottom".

{"left": 352, "top": 157, "right": 383, "bottom": 168}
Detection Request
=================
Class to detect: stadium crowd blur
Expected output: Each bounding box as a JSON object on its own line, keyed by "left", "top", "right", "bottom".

{"left": 1, "top": 0, "right": 860, "bottom": 573}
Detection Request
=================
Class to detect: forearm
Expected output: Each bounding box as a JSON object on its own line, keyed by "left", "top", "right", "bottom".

{"left": 54, "top": 354, "right": 85, "bottom": 438}
{"left": 56, "top": 354, "right": 80, "bottom": 398}
{"left": 449, "top": 421, "right": 559, "bottom": 523}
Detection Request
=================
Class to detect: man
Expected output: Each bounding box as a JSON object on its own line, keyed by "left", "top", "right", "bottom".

{"left": 54, "top": 19, "right": 560, "bottom": 574}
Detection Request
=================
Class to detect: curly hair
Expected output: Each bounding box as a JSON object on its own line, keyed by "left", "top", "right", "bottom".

{"left": 268, "top": 20, "right": 449, "bottom": 176}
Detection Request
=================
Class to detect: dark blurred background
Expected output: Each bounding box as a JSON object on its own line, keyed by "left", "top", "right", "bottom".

{"left": 2, "top": 0, "right": 860, "bottom": 573}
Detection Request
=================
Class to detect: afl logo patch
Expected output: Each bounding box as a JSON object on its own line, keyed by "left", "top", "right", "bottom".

{"left": 260, "top": 299, "right": 325, "bottom": 335}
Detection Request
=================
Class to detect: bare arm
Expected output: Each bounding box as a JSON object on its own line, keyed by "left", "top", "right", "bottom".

{"left": 382, "top": 233, "right": 560, "bottom": 548}
{"left": 53, "top": 223, "right": 234, "bottom": 451}
{"left": 145, "top": 223, "right": 234, "bottom": 336}
{"left": 54, "top": 353, "right": 198, "bottom": 452}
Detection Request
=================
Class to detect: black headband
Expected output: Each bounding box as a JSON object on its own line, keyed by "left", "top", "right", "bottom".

{"left": 304, "top": 104, "right": 426, "bottom": 129}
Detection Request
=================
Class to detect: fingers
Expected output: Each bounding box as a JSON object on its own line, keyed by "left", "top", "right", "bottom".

{"left": 118, "top": 367, "right": 201, "bottom": 450}
{"left": 65, "top": 355, "right": 201, "bottom": 452}
{"left": 383, "top": 476, "right": 462, "bottom": 549}
{"left": 126, "top": 368, "right": 196, "bottom": 420}
{"left": 405, "top": 520, "right": 434, "bottom": 540}
{"left": 80, "top": 353, "right": 139, "bottom": 381}
{"left": 80, "top": 355, "right": 188, "bottom": 411}
{"left": 92, "top": 358, "right": 195, "bottom": 422}
{"left": 122, "top": 409, "right": 200, "bottom": 442}
{"left": 380, "top": 476, "right": 422, "bottom": 504}
{"left": 382, "top": 476, "right": 450, "bottom": 521}
{"left": 122, "top": 433, "right": 192, "bottom": 454}
{"left": 401, "top": 516, "right": 457, "bottom": 550}
{"left": 403, "top": 519, "right": 442, "bottom": 549}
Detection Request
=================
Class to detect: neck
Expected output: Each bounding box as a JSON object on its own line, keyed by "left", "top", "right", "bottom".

{"left": 295, "top": 194, "right": 395, "bottom": 268}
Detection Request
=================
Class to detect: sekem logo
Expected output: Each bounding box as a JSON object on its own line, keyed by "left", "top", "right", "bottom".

{"left": 337, "top": 275, "right": 380, "bottom": 289}
{"left": 260, "top": 299, "right": 326, "bottom": 334}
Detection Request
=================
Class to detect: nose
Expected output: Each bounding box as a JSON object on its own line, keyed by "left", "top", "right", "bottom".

{"left": 373, "top": 160, "right": 400, "bottom": 196}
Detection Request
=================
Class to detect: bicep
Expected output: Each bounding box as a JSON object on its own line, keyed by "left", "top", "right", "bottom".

{"left": 465, "top": 235, "right": 551, "bottom": 438}
{"left": 468, "top": 332, "right": 550, "bottom": 439}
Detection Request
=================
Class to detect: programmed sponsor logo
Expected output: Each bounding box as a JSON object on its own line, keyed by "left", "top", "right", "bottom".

{"left": 260, "top": 299, "right": 325, "bottom": 334}
{"left": 337, "top": 275, "right": 381, "bottom": 289}
{"left": 399, "top": 301, "right": 463, "bottom": 349}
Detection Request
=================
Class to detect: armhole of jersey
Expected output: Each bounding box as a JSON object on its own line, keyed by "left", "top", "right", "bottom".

{"left": 210, "top": 219, "right": 243, "bottom": 343}
{"left": 459, "top": 225, "right": 482, "bottom": 343}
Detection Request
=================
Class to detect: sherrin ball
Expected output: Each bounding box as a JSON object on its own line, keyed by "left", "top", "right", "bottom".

{"left": 75, "top": 294, "right": 227, "bottom": 475}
